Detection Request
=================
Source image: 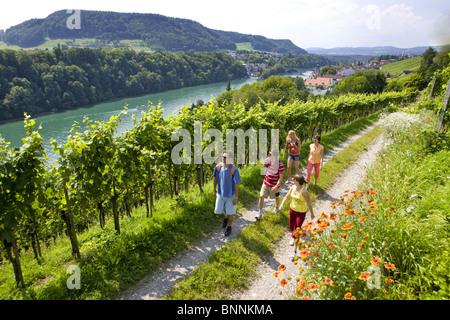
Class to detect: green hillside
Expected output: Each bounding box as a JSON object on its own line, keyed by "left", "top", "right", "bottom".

{"left": 2, "top": 10, "right": 307, "bottom": 54}
{"left": 381, "top": 57, "right": 421, "bottom": 77}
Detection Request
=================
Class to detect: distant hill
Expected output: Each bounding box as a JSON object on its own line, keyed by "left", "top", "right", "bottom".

{"left": 3, "top": 10, "right": 307, "bottom": 54}
{"left": 306, "top": 45, "right": 449, "bottom": 57}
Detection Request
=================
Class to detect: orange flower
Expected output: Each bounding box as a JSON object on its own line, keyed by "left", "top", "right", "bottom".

{"left": 346, "top": 255, "right": 352, "bottom": 261}
{"left": 384, "top": 263, "right": 396, "bottom": 271}
{"left": 385, "top": 278, "right": 393, "bottom": 284}
{"left": 280, "top": 278, "right": 288, "bottom": 287}
{"left": 368, "top": 205, "right": 378, "bottom": 210}
{"left": 389, "top": 207, "right": 395, "bottom": 212}
{"left": 278, "top": 264, "right": 286, "bottom": 271}
{"left": 358, "top": 216, "right": 367, "bottom": 221}
{"left": 307, "top": 283, "right": 319, "bottom": 291}
{"left": 298, "top": 280, "right": 306, "bottom": 289}
{"left": 302, "top": 296, "right": 311, "bottom": 300}
{"left": 344, "top": 292, "right": 352, "bottom": 299}
{"left": 272, "top": 271, "right": 281, "bottom": 277}
{"left": 342, "top": 222, "right": 353, "bottom": 230}
{"left": 366, "top": 199, "right": 376, "bottom": 204}
{"left": 324, "top": 277, "right": 333, "bottom": 285}
{"left": 384, "top": 198, "right": 389, "bottom": 201}
{"left": 369, "top": 212, "right": 376, "bottom": 216}
{"left": 359, "top": 272, "right": 371, "bottom": 281}
{"left": 371, "top": 257, "right": 381, "bottom": 265}
{"left": 299, "top": 249, "right": 309, "bottom": 258}
{"left": 327, "top": 242, "right": 335, "bottom": 249}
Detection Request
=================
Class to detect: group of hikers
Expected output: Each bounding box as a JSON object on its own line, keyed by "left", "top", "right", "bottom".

{"left": 213, "top": 130, "right": 324, "bottom": 259}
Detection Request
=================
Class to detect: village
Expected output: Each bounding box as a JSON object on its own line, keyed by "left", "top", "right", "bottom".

{"left": 225, "top": 50, "right": 418, "bottom": 95}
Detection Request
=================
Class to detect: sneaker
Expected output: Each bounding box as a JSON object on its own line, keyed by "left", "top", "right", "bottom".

{"left": 290, "top": 252, "right": 296, "bottom": 260}
{"left": 224, "top": 226, "right": 232, "bottom": 237}
{"left": 222, "top": 218, "right": 228, "bottom": 229}
{"left": 272, "top": 206, "right": 280, "bottom": 213}
{"left": 289, "top": 238, "right": 295, "bottom": 246}
{"left": 255, "top": 210, "right": 263, "bottom": 220}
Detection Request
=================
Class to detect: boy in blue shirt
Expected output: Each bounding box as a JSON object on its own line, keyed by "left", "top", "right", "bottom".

{"left": 213, "top": 151, "right": 241, "bottom": 236}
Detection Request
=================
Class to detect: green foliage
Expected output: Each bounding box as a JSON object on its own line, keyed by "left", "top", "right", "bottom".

{"left": 4, "top": 10, "right": 307, "bottom": 54}
{"left": 332, "top": 71, "right": 387, "bottom": 95}
{"left": 0, "top": 48, "right": 247, "bottom": 121}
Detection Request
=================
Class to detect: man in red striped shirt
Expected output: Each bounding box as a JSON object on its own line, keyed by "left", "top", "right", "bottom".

{"left": 256, "top": 149, "right": 284, "bottom": 220}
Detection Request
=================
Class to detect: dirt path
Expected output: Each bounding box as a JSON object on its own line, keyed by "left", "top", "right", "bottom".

{"left": 118, "top": 122, "right": 383, "bottom": 300}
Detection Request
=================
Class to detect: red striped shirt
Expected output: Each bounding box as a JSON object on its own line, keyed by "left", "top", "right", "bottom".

{"left": 263, "top": 158, "right": 285, "bottom": 187}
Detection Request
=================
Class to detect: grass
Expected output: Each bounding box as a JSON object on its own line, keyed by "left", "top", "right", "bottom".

{"left": 381, "top": 57, "right": 421, "bottom": 78}
{"left": 0, "top": 39, "right": 254, "bottom": 53}
{"left": 235, "top": 42, "right": 254, "bottom": 52}
{"left": 164, "top": 116, "right": 383, "bottom": 299}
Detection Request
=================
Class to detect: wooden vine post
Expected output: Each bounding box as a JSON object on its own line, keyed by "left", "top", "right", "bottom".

{"left": 3, "top": 236, "right": 25, "bottom": 288}
{"left": 63, "top": 185, "right": 81, "bottom": 259}
{"left": 437, "top": 78, "right": 450, "bottom": 131}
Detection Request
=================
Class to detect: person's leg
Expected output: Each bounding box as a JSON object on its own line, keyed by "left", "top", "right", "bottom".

{"left": 306, "top": 161, "right": 313, "bottom": 183}
{"left": 215, "top": 195, "right": 228, "bottom": 227}
{"left": 313, "top": 163, "right": 321, "bottom": 185}
{"left": 286, "top": 158, "right": 293, "bottom": 182}
{"left": 224, "top": 196, "right": 236, "bottom": 236}
{"left": 294, "top": 159, "right": 300, "bottom": 176}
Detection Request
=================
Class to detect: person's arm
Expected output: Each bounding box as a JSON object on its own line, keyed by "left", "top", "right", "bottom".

{"left": 213, "top": 176, "right": 218, "bottom": 197}
{"left": 320, "top": 145, "right": 324, "bottom": 169}
{"left": 279, "top": 186, "right": 293, "bottom": 210}
{"left": 213, "top": 166, "right": 218, "bottom": 197}
{"left": 303, "top": 188, "right": 315, "bottom": 219}
{"left": 272, "top": 165, "right": 284, "bottom": 191}
{"left": 293, "top": 138, "right": 301, "bottom": 152}
{"left": 283, "top": 141, "right": 288, "bottom": 159}
{"left": 233, "top": 183, "right": 239, "bottom": 205}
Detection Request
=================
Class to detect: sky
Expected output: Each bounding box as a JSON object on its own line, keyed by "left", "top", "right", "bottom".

{"left": 0, "top": 0, "right": 449, "bottom": 49}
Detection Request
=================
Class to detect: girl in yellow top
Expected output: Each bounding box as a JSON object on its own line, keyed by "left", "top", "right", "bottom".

{"left": 306, "top": 135, "right": 324, "bottom": 186}
{"left": 279, "top": 174, "right": 315, "bottom": 260}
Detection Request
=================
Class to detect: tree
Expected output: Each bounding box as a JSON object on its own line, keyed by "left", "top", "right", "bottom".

{"left": 320, "top": 65, "right": 337, "bottom": 76}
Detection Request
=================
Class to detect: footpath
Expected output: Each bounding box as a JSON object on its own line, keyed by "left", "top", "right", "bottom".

{"left": 118, "top": 122, "right": 383, "bottom": 300}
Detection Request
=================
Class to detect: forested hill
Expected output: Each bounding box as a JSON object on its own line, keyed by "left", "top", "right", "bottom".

{"left": 0, "top": 48, "right": 247, "bottom": 122}
{"left": 2, "top": 10, "right": 307, "bottom": 54}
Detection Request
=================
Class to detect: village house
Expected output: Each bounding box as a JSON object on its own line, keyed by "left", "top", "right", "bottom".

{"left": 305, "top": 77, "right": 334, "bottom": 88}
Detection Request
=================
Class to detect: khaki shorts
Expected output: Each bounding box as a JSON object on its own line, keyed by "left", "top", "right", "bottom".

{"left": 260, "top": 183, "right": 280, "bottom": 199}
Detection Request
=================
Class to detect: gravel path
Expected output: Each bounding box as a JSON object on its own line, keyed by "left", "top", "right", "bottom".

{"left": 118, "top": 122, "right": 383, "bottom": 300}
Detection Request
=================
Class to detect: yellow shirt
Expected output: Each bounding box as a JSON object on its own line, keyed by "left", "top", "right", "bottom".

{"left": 290, "top": 187, "right": 307, "bottom": 212}
{"left": 308, "top": 143, "right": 324, "bottom": 164}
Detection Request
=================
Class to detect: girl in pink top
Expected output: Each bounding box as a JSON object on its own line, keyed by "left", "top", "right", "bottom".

{"left": 283, "top": 130, "right": 301, "bottom": 183}
{"left": 306, "top": 135, "right": 324, "bottom": 186}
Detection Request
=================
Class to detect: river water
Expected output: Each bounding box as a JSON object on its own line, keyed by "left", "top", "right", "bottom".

{"left": 0, "top": 72, "right": 310, "bottom": 162}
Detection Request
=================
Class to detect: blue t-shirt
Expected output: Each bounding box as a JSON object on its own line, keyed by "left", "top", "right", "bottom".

{"left": 213, "top": 163, "right": 241, "bottom": 198}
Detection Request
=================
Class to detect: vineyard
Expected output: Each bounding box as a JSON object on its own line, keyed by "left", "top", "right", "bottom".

{"left": 0, "top": 89, "right": 423, "bottom": 298}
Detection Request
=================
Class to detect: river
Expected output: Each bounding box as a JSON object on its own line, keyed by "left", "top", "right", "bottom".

{"left": 0, "top": 72, "right": 311, "bottom": 163}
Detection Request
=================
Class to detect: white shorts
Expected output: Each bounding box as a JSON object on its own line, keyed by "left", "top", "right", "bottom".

{"left": 214, "top": 194, "right": 236, "bottom": 215}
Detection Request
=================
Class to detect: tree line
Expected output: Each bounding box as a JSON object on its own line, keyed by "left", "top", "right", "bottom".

{"left": 0, "top": 47, "right": 247, "bottom": 122}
